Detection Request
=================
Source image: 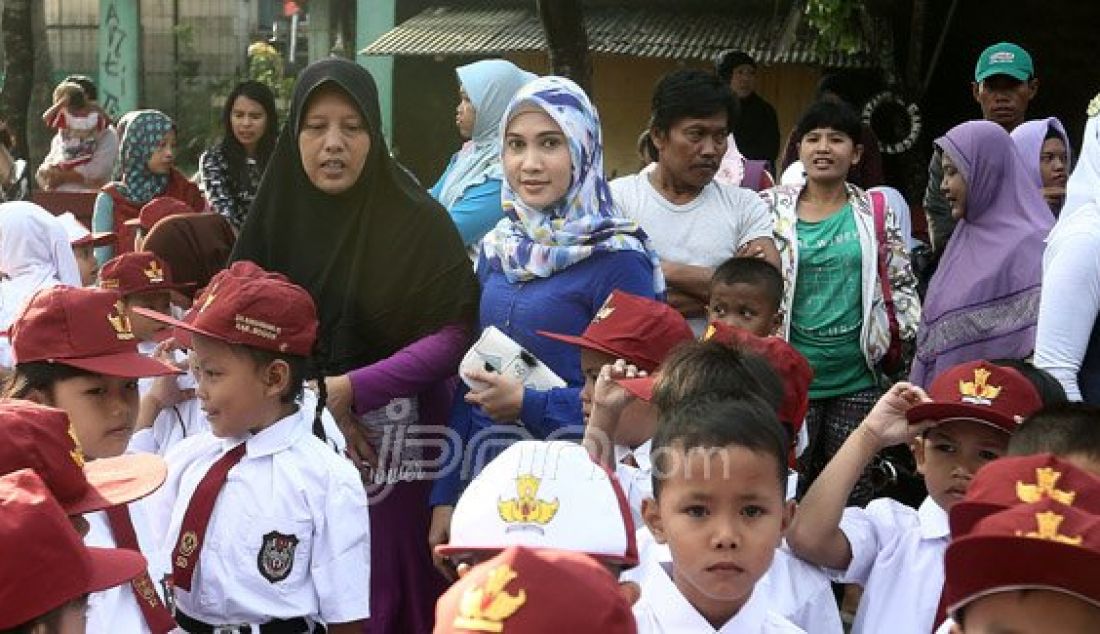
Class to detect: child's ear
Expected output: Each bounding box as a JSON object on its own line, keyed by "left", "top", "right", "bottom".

{"left": 22, "top": 388, "right": 48, "bottom": 406}
{"left": 641, "top": 497, "right": 668, "bottom": 544}
{"left": 912, "top": 436, "right": 928, "bottom": 476}
{"left": 262, "top": 359, "right": 291, "bottom": 398}
{"left": 778, "top": 499, "right": 796, "bottom": 544}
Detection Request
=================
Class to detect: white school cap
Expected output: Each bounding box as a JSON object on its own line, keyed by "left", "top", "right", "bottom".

{"left": 437, "top": 440, "right": 638, "bottom": 565}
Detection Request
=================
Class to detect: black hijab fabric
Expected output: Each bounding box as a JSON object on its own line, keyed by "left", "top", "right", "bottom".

{"left": 232, "top": 59, "right": 478, "bottom": 375}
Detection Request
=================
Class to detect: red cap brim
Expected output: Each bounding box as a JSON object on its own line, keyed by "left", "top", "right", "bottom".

{"left": 617, "top": 376, "right": 655, "bottom": 402}
{"left": 58, "top": 351, "right": 180, "bottom": 379}
{"left": 84, "top": 546, "right": 147, "bottom": 593}
{"left": 905, "top": 403, "right": 1016, "bottom": 434}
{"left": 66, "top": 453, "right": 168, "bottom": 516}
{"left": 131, "top": 306, "right": 227, "bottom": 347}
{"left": 72, "top": 232, "right": 117, "bottom": 248}
{"left": 537, "top": 330, "right": 627, "bottom": 361}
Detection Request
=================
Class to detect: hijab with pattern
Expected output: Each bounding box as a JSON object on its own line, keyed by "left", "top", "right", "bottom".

{"left": 911, "top": 120, "right": 1054, "bottom": 387}
{"left": 435, "top": 59, "right": 535, "bottom": 210}
{"left": 231, "top": 58, "right": 478, "bottom": 375}
{"left": 111, "top": 110, "right": 174, "bottom": 205}
{"left": 481, "top": 76, "right": 664, "bottom": 293}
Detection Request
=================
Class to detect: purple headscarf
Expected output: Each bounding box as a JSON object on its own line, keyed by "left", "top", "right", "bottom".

{"left": 910, "top": 120, "right": 1054, "bottom": 387}
{"left": 1011, "top": 117, "right": 1072, "bottom": 189}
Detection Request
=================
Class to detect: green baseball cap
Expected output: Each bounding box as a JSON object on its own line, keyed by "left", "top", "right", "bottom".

{"left": 974, "top": 42, "right": 1034, "bottom": 82}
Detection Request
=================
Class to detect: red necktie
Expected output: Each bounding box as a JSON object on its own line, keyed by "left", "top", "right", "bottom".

{"left": 931, "top": 583, "right": 949, "bottom": 632}
{"left": 171, "top": 442, "right": 247, "bottom": 591}
{"left": 104, "top": 505, "right": 178, "bottom": 633}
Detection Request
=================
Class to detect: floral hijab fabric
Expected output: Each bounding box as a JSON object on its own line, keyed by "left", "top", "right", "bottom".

{"left": 481, "top": 76, "right": 664, "bottom": 293}
{"left": 113, "top": 110, "right": 174, "bottom": 205}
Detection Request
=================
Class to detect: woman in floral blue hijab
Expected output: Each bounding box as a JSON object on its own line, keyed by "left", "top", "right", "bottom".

{"left": 429, "top": 76, "right": 662, "bottom": 565}
{"left": 92, "top": 109, "right": 206, "bottom": 263}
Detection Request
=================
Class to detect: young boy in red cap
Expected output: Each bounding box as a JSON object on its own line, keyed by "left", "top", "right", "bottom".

{"left": 0, "top": 400, "right": 167, "bottom": 537}
{"left": 539, "top": 289, "right": 694, "bottom": 523}
{"left": 4, "top": 285, "right": 182, "bottom": 633}
{"left": 787, "top": 360, "right": 1043, "bottom": 634}
{"left": 706, "top": 256, "right": 784, "bottom": 338}
{"left": 1008, "top": 402, "right": 1100, "bottom": 476}
{"left": 944, "top": 500, "right": 1100, "bottom": 632}
{"left": 635, "top": 396, "right": 802, "bottom": 632}
{"left": 136, "top": 264, "right": 370, "bottom": 633}
{"left": 98, "top": 251, "right": 191, "bottom": 356}
{"left": 56, "top": 210, "right": 116, "bottom": 286}
{"left": 0, "top": 469, "right": 148, "bottom": 632}
{"left": 434, "top": 545, "right": 638, "bottom": 634}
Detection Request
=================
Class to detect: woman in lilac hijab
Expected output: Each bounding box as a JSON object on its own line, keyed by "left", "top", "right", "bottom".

{"left": 910, "top": 120, "right": 1054, "bottom": 387}
{"left": 1011, "top": 117, "right": 1072, "bottom": 216}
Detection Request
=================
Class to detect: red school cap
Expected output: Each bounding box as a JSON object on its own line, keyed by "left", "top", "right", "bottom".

{"left": 0, "top": 469, "right": 147, "bottom": 628}
{"left": 906, "top": 360, "right": 1042, "bottom": 433}
{"left": 0, "top": 401, "right": 166, "bottom": 515}
{"left": 433, "top": 546, "right": 637, "bottom": 634}
{"left": 9, "top": 286, "right": 181, "bottom": 378}
{"left": 949, "top": 453, "right": 1100, "bottom": 539}
{"left": 538, "top": 290, "right": 693, "bottom": 373}
{"left": 944, "top": 499, "right": 1100, "bottom": 620}
{"left": 123, "top": 196, "right": 196, "bottom": 232}
{"left": 99, "top": 251, "right": 192, "bottom": 296}
{"left": 134, "top": 264, "right": 318, "bottom": 356}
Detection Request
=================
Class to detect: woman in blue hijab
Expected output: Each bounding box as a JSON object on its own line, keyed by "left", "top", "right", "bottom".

{"left": 430, "top": 59, "right": 535, "bottom": 258}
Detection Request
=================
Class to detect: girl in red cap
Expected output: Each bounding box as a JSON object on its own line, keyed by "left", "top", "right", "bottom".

{"left": 3, "top": 285, "right": 181, "bottom": 634}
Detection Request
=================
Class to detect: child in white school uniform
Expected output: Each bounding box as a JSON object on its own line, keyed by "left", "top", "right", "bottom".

{"left": 786, "top": 360, "right": 1043, "bottom": 634}
{"left": 138, "top": 263, "right": 370, "bottom": 633}
{"left": 4, "top": 285, "right": 184, "bottom": 633}
{"left": 634, "top": 396, "right": 803, "bottom": 633}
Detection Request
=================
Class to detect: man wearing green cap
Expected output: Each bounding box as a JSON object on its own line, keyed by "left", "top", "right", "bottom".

{"left": 923, "top": 42, "right": 1040, "bottom": 262}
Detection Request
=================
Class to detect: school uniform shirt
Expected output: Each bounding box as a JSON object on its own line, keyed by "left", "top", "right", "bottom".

{"left": 632, "top": 559, "right": 806, "bottom": 633}
{"left": 623, "top": 528, "right": 841, "bottom": 634}
{"left": 149, "top": 408, "right": 370, "bottom": 625}
{"left": 834, "top": 496, "right": 949, "bottom": 634}
{"left": 84, "top": 498, "right": 170, "bottom": 634}
{"left": 614, "top": 440, "right": 653, "bottom": 527}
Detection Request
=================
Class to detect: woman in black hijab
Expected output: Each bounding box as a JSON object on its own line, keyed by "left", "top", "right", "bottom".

{"left": 232, "top": 58, "right": 477, "bottom": 633}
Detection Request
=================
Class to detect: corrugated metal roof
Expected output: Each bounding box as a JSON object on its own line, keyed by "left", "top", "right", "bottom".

{"left": 362, "top": 2, "right": 885, "bottom": 68}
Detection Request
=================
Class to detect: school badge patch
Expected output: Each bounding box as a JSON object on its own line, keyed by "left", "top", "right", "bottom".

{"left": 257, "top": 531, "right": 299, "bottom": 583}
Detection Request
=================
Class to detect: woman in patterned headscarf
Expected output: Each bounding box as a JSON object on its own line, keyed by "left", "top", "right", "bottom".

{"left": 92, "top": 110, "right": 206, "bottom": 263}
{"left": 428, "top": 75, "right": 663, "bottom": 575}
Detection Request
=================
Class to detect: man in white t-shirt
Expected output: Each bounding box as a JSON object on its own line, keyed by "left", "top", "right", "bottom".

{"left": 611, "top": 69, "right": 778, "bottom": 333}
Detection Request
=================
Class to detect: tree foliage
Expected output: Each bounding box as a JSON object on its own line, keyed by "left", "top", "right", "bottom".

{"left": 805, "top": 0, "right": 866, "bottom": 55}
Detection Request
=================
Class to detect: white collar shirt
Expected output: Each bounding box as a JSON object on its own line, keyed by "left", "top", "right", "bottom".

{"left": 84, "top": 497, "right": 170, "bottom": 634}
{"left": 614, "top": 440, "right": 653, "bottom": 527}
{"left": 146, "top": 408, "right": 370, "bottom": 625}
{"left": 624, "top": 528, "right": 840, "bottom": 633}
{"left": 632, "top": 560, "right": 805, "bottom": 633}
{"left": 835, "top": 496, "right": 949, "bottom": 634}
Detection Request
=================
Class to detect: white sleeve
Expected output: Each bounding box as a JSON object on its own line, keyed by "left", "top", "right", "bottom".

{"left": 736, "top": 189, "right": 775, "bottom": 246}
{"left": 1034, "top": 232, "right": 1100, "bottom": 401}
{"left": 312, "top": 464, "right": 371, "bottom": 623}
{"left": 833, "top": 505, "right": 886, "bottom": 585}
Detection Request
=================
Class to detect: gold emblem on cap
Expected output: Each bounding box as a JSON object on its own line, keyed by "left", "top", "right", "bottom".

{"left": 498, "top": 475, "right": 559, "bottom": 532}
{"left": 959, "top": 367, "right": 1001, "bottom": 406}
{"left": 67, "top": 424, "right": 85, "bottom": 468}
{"left": 107, "top": 300, "right": 135, "bottom": 341}
{"left": 199, "top": 291, "right": 216, "bottom": 313}
{"left": 454, "top": 563, "right": 527, "bottom": 632}
{"left": 592, "top": 295, "right": 615, "bottom": 323}
{"left": 1017, "top": 467, "right": 1077, "bottom": 506}
{"left": 143, "top": 260, "right": 165, "bottom": 283}
{"left": 1016, "top": 510, "right": 1083, "bottom": 546}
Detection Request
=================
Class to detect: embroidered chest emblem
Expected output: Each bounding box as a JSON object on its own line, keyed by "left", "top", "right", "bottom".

{"left": 497, "top": 474, "right": 559, "bottom": 533}
{"left": 959, "top": 368, "right": 1001, "bottom": 405}
{"left": 258, "top": 531, "right": 299, "bottom": 583}
{"left": 454, "top": 563, "right": 527, "bottom": 631}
